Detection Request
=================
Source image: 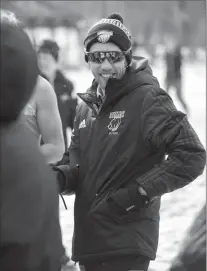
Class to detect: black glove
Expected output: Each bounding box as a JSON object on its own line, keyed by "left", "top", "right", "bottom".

{"left": 108, "top": 184, "right": 149, "bottom": 216}
{"left": 53, "top": 170, "right": 66, "bottom": 194}
{"left": 52, "top": 164, "right": 79, "bottom": 194}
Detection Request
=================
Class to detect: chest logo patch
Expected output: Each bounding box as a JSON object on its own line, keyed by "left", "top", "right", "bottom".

{"left": 108, "top": 111, "right": 125, "bottom": 134}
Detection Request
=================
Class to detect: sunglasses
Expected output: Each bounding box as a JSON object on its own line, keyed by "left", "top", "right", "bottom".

{"left": 85, "top": 51, "right": 126, "bottom": 64}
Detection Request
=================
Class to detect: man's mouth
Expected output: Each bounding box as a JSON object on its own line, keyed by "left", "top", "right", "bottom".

{"left": 100, "top": 73, "right": 116, "bottom": 78}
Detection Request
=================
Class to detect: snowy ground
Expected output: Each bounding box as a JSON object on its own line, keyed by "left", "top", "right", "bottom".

{"left": 60, "top": 61, "right": 206, "bottom": 271}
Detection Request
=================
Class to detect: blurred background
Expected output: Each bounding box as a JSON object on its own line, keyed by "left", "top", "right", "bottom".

{"left": 2, "top": 1, "right": 205, "bottom": 270}
{"left": 2, "top": 0, "right": 206, "bottom": 68}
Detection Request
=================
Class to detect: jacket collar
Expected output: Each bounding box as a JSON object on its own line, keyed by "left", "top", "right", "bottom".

{"left": 78, "top": 68, "right": 131, "bottom": 114}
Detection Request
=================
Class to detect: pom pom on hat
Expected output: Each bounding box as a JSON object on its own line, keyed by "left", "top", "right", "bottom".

{"left": 107, "top": 13, "right": 124, "bottom": 23}
{"left": 84, "top": 13, "right": 132, "bottom": 65}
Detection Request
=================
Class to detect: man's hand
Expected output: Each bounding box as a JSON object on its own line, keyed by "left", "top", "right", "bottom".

{"left": 108, "top": 185, "right": 149, "bottom": 216}
{"left": 52, "top": 164, "right": 79, "bottom": 194}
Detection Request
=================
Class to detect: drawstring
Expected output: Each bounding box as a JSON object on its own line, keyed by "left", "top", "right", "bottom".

{"left": 60, "top": 193, "right": 67, "bottom": 210}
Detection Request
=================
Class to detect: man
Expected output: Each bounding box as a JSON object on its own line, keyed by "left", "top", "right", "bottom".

{"left": 53, "top": 13, "right": 206, "bottom": 271}
{"left": 164, "top": 35, "right": 189, "bottom": 115}
{"left": 37, "top": 39, "right": 77, "bottom": 150}
{"left": 0, "top": 9, "right": 63, "bottom": 271}
{"left": 169, "top": 203, "right": 206, "bottom": 271}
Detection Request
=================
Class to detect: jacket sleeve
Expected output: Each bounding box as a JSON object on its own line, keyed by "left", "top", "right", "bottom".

{"left": 53, "top": 103, "right": 82, "bottom": 193}
{"left": 137, "top": 88, "right": 206, "bottom": 199}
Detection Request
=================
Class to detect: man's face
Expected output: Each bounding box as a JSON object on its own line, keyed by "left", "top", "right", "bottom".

{"left": 37, "top": 52, "right": 57, "bottom": 78}
{"left": 88, "top": 42, "right": 127, "bottom": 89}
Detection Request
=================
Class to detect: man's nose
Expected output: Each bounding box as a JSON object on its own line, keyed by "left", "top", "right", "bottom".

{"left": 101, "top": 58, "right": 113, "bottom": 70}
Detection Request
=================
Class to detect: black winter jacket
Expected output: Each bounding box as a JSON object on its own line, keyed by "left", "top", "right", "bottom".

{"left": 56, "top": 57, "right": 206, "bottom": 263}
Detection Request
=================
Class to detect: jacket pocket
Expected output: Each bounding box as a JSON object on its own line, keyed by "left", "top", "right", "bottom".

{"left": 107, "top": 198, "right": 144, "bottom": 224}
{"left": 89, "top": 190, "right": 143, "bottom": 225}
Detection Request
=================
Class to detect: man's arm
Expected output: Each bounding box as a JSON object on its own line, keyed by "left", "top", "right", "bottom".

{"left": 36, "top": 76, "right": 65, "bottom": 164}
{"left": 138, "top": 88, "right": 206, "bottom": 199}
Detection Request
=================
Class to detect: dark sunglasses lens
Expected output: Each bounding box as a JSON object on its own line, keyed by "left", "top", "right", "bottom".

{"left": 107, "top": 52, "right": 123, "bottom": 62}
{"left": 88, "top": 52, "right": 102, "bottom": 63}
{"left": 88, "top": 52, "right": 124, "bottom": 63}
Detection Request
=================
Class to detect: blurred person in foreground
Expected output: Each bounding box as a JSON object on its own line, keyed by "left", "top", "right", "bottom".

{"left": 53, "top": 13, "right": 206, "bottom": 271}
{"left": 14, "top": 24, "right": 72, "bottom": 269}
{"left": 169, "top": 203, "right": 206, "bottom": 271}
{"left": 0, "top": 9, "right": 63, "bottom": 271}
{"left": 37, "top": 39, "right": 77, "bottom": 150}
{"left": 164, "top": 35, "right": 189, "bottom": 115}
{"left": 4, "top": 11, "right": 69, "bottom": 265}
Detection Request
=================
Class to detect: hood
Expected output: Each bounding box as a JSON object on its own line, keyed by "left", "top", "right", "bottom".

{"left": 128, "top": 56, "right": 160, "bottom": 89}
{"left": 102, "top": 56, "right": 160, "bottom": 104}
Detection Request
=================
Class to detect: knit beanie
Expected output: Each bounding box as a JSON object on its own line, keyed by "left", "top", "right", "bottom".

{"left": 84, "top": 13, "right": 132, "bottom": 65}
{"left": 37, "top": 39, "right": 60, "bottom": 62}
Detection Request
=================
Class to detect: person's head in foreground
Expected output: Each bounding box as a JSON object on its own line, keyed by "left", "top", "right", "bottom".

{"left": 84, "top": 13, "right": 132, "bottom": 90}
{"left": 0, "top": 9, "right": 38, "bottom": 125}
{"left": 0, "top": 10, "right": 64, "bottom": 271}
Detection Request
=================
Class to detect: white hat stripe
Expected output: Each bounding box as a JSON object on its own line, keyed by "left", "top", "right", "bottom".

{"left": 88, "top": 18, "right": 131, "bottom": 40}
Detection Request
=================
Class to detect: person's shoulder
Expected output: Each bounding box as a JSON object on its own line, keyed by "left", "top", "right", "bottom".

{"left": 136, "top": 82, "right": 169, "bottom": 99}
{"left": 36, "top": 75, "right": 53, "bottom": 91}
{"left": 133, "top": 78, "right": 167, "bottom": 102}
{"left": 139, "top": 85, "right": 174, "bottom": 112}
{"left": 35, "top": 75, "right": 56, "bottom": 103}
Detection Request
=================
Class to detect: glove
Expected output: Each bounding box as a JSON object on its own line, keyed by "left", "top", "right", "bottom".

{"left": 53, "top": 170, "right": 66, "bottom": 194}
{"left": 52, "top": 164, "right": 79, "bottom": 194}
{"left": 108, "top": 184, "right": 149, "bottom": 216}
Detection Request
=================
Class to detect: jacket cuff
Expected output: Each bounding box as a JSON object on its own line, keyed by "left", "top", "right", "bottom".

{"left": 136, "top": 172, "right": 159, "bottom": 202}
